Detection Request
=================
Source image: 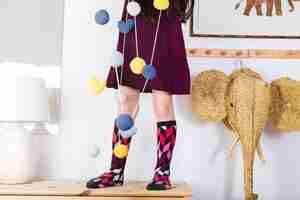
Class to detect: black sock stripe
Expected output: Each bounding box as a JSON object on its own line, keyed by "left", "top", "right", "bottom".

{"left": 157, "top": 120, "right": 176, "bottom": 127}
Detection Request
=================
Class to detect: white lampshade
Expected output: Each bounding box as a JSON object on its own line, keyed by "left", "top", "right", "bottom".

{"left": 0, "top": 77, "right": 49, "bottom": 122}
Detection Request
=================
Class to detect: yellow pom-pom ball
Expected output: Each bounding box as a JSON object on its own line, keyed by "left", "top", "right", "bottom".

{"left": 113, "top": 144, "right": 128, "bottom": 159}
{"left": 154, "top": 0, "right": 170, "bottom": 10}
{"left": 88, "top": 76, "right": 106, "bottom": 95}
{"left": 130, "top": 57, "right": 146, "bottom": 75}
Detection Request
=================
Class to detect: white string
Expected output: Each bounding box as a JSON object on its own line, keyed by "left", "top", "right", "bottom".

{"left": 150, "top": 11, "right": 162, "bottom": 65}
{"left": 118, "top": 130, "right": 121, "bottom": 143}
{"left": 141, "top": 79, "right": 149, "bottom": 93}
{"left": 115, "top": 67, "right": 122, "bottom": 117}
{"left": 117, "top": 0, "right": 133, "bottom": 141}
{"left": 133, "top": 10, "right": 163, "bottom": 117}
{"left": 115, "top": 64, "right": 123, "bottom": 115}
{"left": 117, "top": 0, "right": 132, "bottom": 117}
{"left": 115, "top": 67, "right": 121, "bottom": 90}
{"left": 122, "top": 2, "right": 163, "bottom": 120}
{"left": 139, "top": 10, "right": 162, "bottom": 94}
{"left": 132, "top": 79, "right": 148, "bottom": 120}
{"left": 120, "top": 10, "right": 129, "bottom": 85}
{"left": 134, "top": 16, "right": 139, "bottom": 57}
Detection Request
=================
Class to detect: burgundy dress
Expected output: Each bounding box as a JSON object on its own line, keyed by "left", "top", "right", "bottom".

{"left": 106, "top": 0, "right": 190, "bottom": 95}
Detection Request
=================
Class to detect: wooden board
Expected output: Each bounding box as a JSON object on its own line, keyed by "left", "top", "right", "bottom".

{"left": 0, "top": 181, "right": 192, "bottom": 200}
{"left": 86, "top": 181, "right": 191, "bottom": 197}
{"left": 0, "top": 197, "right": 189, "bottom": 200}
{"left": 187, "top": 48, "right": 300, "bottom": 59}
{"left": 0, "top": 181, "right": 85, "bottom": 196}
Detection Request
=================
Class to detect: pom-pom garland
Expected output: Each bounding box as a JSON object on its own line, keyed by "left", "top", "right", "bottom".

{"left": 110, "top": 51, "right": 124, "bottom": 68}
{"left": 88, "top": 76, "right": 106, "bottom": 95}
{"left": 154, "top": 0, "right": 170, "bottom": 10}
{"left": 116, "top": 114, "right": 134, "bottom": 131}
{"left": 92, "top": 1, "right": 165, "bottom": 142}
{"left": 118, "top": 19, "right": 134, "bottom": 34}
{"left": 130, "top": 57, "right": 146, "bottom": 75}
{"left": 120, "top": 126, "right": 138, "bottom": 138}
{"left": 88, "top": 145, "right": 101, "bottom": 158}
{"left": 127, "top": 1, "right": 141, "bottom": 16}
{"left": 113, "top": 144, "right": 129, "bottom": 158}
{"left": 143, "top": 64, "right": 157, "bottom": 80}
{"left": 95, "top": 9, "right": 110, "bottom": 25}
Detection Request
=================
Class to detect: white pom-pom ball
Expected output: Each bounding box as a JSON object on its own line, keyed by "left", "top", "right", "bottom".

{"left": 127, "top": 1, "right": 141, "bottom": 17}
{"left": 110, "top": 51, "right": 124, "bottom": 68}
{"left": 120, "top": 126, "right": 138, "bottom": 138}
{"left": 89, "top": 145, "right": 100, "bottom": 158}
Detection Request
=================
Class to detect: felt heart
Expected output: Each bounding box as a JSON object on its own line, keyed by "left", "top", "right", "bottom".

{"left": 127, "top": 19, "right": 134, "bottom": 29}
{"left": 88, "top": 76, "right": 106, "bottom": 95}
{"left": 118, "top": 19, "right": 134, "bottom": 34}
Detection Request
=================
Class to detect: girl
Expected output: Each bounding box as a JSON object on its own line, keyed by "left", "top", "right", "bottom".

{"left": 87, "top": 0, "right": 194, "bottom": 190}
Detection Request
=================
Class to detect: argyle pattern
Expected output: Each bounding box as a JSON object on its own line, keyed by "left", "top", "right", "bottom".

{"left": 86, "top": 124, "right": 132, "bottom": 189}
{"left": 147, "top": 121, "right": 177, "bottom": 190}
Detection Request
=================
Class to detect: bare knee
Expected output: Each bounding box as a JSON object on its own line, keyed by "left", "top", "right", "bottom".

{"left": 154, "top": 103, "right": 173, "bottom": 120}
{"left": 120, "top": 93, "right": 138, "bottom": 113}
{"left": 152, "top": 90, "right": 175, "bottom": 121}
{"left": 119, "top": 86, "right": 139, "bottom": 115}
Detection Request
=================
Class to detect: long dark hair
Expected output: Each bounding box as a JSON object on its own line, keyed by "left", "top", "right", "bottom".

{"left": 136, "top": 0, "right": 195, "bottom": 22}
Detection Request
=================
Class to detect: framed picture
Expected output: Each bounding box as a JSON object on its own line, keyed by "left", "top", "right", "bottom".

{"left": 190, "top": 0, "right": 300, "bottom": 38}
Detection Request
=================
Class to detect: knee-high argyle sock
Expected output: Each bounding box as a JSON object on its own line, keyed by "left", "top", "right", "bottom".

{"left": 86, "top": 124, "right": 132, "bottom": 188}
{"left": 147, "top": 121, "right": 177, "bottom": 190}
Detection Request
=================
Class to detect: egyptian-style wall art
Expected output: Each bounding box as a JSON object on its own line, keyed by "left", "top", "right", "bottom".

{"left": 191, "top": 0, "right": 300, "bottom": 38}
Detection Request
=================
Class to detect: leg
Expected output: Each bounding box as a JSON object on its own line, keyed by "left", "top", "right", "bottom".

{"left": 255, "top": 0, "right": 263, "bottom": 15}
{"left": 87, "top": 86, "right": 139, "bottom": 189}
{"left": 266, "top": 0, "right": 274, "bottom": 16}
{"left": 244, "top": 0, "right": 256, "bottom": 15}
{"left": 152, "top": 90, "right": 175, "bottom": 122}
{"left": 288, "top": 0, "right": 295, "bottom": 12}
{"left": 274, "top": 0, "right": 283, "bottom": 15}
{"left": 147, "top": 90, "right": 177, "bottom": 190}
{"left": 118, "top": 86, "right": 140, "bottom": 117}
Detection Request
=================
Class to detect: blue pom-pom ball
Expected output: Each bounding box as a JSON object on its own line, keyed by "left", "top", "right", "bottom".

{"left": 110, "top": 51, "right": 124, "bottom": 67}
{"left": 143, "top": 64, "right": 157, "bottom": 80}
{"left": 118, "top": 19, "right": 134, "bottom": 34}
{"left": 120, "top": 126, "right": 138, "bottom": 138}
{"left": 116, "top": 114, "right": 134, "bottom": 131}
{"left": 95, "top": 9, "right": 110, "bottom": 25}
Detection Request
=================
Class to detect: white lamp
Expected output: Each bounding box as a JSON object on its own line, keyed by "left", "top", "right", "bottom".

{"left": 0, "top": 77, "right": 49, "bottom": 184}
{"left": 31, "top": 88, "right": 61, "bottom": 180}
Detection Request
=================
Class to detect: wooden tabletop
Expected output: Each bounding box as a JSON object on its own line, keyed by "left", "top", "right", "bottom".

{"left": 0, "top": 181, "right": 192, "bottom": 197}
{"left": 86, "top": 181, "right": 192, "bottom": 197}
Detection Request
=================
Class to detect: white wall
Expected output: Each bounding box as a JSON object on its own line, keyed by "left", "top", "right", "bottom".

{"left": 59, "top": 1, "right": 300, "bottom": 199}
{"left": 0, "top": 0, "right": 64, "bottom": 66}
